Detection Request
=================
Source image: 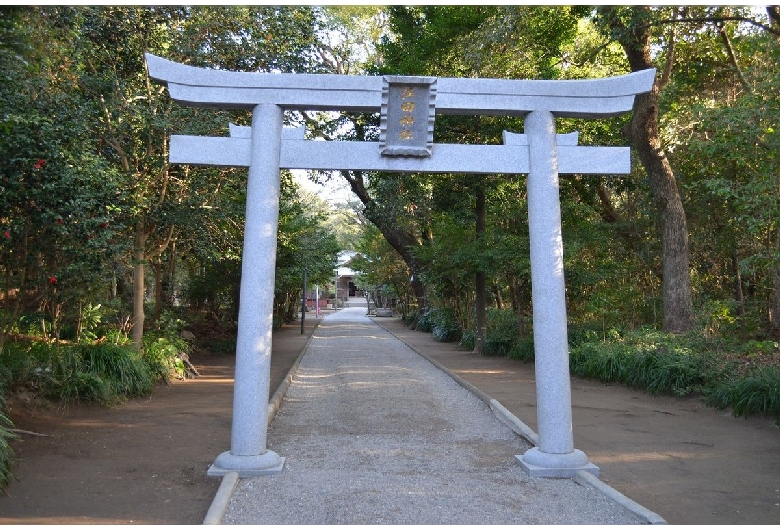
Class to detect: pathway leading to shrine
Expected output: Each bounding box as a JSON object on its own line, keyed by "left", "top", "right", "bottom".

{"left": 221, "top": 307, "right": 643, "bottom": 525}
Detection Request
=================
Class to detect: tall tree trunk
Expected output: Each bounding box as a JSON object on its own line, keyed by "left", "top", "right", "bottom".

{"left": 163, "top": 240, "right": 176, "bottom": 307}
{"left": 151, "top": 259, "right": 163, "bottom": 325}
{"left": 772, "top": 266, "right": 780, "bottom": 340}
{"left": 473, "top": 185, "right": 486, "bottom": 355}
{"left": 732, "top": 248, "right": 746, "bottom": 317}
{"left": 493, "top": 283, "right": 503, "bottom": 309}
{"left": 132, "top": 216, "right": 147, "bottom": 351}
{"left": 150, "top": 242, "right": 177, "bottom": 325}
{"left": 772, "top": 224, "right": 780, "bottom": 339}
{"left": 604, "top": 6, "right": 694, "bottom": 333}
{"left": 507, "top": 272, "right": 528, "bottom": 339}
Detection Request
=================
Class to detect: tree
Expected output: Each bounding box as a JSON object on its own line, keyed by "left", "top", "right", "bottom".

{"left": 72, "top": 6, "right": 320, "bottom": 348}
{"left": 659, "top": 8, "right": 780, "bottom": 337}
{"left": 273, "top": 173, "right": 340, "bottom": 326}
{"left": 1, "top": 7, "right": 130, "bottom": 347}
{"left": 595, "top": 6, "right": 695, "bottom": 333}
{"left": 595, "top": 6, "right": 780, "bottom": 335}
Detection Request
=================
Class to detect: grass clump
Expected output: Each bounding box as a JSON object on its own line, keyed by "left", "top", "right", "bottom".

{"left": 570, "top": 328, "right": 780, "bottom": 421}
{"left": 143, "top": 334, "right": 189, "bottom": 383}
{"left": 0, "top": 326, "right": 191, "bottom": 492}
{"left": 570, "top": 329, "right": 715, "bottom": 396}
{"left": 414, "top": 309, "right": 435, "bottom": 333}
{"left": 706, "top": 365, "right": 780, "bottom": 422}
{"left": 482, "top": 309, "right": 519, "bottom": 356}
{"left": 460, "top": 309, "right": 530, "bottom": 356}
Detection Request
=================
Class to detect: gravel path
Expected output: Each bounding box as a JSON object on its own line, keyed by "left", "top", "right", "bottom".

{"left": 222, "top": 307, "right": 641, "bottom": 524}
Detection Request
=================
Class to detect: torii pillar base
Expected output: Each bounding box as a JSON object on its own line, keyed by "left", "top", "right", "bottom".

{"left": 516, "top": 448, "right": 599, "bottom": 479}
{"left": 208, "top": 450, "right": 285, "bottom": 478}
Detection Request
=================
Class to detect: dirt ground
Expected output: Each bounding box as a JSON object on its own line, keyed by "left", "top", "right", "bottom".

{"left": 0, "top": 319, "right": 314, "bottom": 525}
{"left": 1, "top": 312, "right": 778, "bottom": 525}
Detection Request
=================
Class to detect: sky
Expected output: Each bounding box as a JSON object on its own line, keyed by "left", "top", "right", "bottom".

{"left": 293, "top": 170, "right": 354, "bottom": 205}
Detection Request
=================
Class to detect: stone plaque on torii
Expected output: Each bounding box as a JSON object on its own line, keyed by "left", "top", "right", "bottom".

{"left": 145, "top": 53, "right": 654, "bottom": 479}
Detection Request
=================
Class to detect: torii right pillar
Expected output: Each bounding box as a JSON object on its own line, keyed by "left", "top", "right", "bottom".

{"left": 517, "top": 110, "right": 599, "bottom": 478}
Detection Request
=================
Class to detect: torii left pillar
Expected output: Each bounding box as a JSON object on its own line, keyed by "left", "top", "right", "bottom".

{"left": 208, "top": 104, "right": 285, "bottom": 477}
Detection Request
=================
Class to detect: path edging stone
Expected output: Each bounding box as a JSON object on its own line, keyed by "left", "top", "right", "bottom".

{"left": 267, "top": 322, "right": 320, "bottom": 425}
{"left": 203, "top": 321, "right": 320, "bottom": 525}
{"left": 203, "top": 471, "right": 239, "bottom": 525}
{"left": 574, "top": 470, "right": 667, "bottom": 524}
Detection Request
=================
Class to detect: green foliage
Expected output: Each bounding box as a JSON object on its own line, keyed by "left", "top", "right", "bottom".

{"left": 414, "top": 309, "right": 435, "bottom": 333}
{"left": 0, "top": 335, "right": 186, "bottom": 405}
{"left": 482, "top": 309, "right": 519, "bottom": 357}
{"left": 569, "top": 329, "right": 780, "bottom": 419}
{"left": 507, "top": 338, "right": 535, "bottom": 361}
{"left": 569, "top": 330, "right": 714, "bottom": 396}
{"left": 459, "top": 330, "right": 475, "bottom": 350}
{"left": 35, "top": 343, "right": 153, "bottom": 403}
{"left": 428, "top": 307, "right": 462, "bottom": 343}
{"left": 143, "top": 335, "right": 188, "bottom": 383}
{"left": 706, "top": 366, "right": 780, "bottom": 422}
{"left": 350, "top": 223, "right": 416, "bottom": 318}
{"left": 0, "top": 393, "right": 16, "bottom": 492}
{"left": 1, "top": 6, "right": 131, "bottom": 347}
{"left": 381, "top": 6, "right": 494, "bottom": 76}
{"left": 461, "top": 309, "right": 527, "bottom": 357}
{"left": 272, "top": 172, "right": 340, "bottom": 326}
{"left": 79, "top": 343, "right": 153, "bottom": 397}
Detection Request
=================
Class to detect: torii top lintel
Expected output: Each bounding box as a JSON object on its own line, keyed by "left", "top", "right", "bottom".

{"left": 145, "top": 53, "right": 655, "bottom": 119}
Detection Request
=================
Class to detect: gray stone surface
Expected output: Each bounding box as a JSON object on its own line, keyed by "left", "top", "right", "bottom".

{"left": 208, "top": 104, "right": 285, "bottom": 477}
{"left": 518, "top": 110, "right": 598, "bottom": 477}
{"left": 221, "top": 308, "right": 641, "bottom": 525}
{"left": 146, "top": 53, "right": 655, "bottom": 117}
{"left": 169, "top": 134, "right": 630, "bottom": 175}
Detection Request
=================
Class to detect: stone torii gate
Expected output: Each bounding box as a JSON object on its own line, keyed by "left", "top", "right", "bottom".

{"left": 145, "top": 53, "right": 654, "bottom": 479}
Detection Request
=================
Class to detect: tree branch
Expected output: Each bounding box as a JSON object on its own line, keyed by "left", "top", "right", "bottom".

{"left": 716, "top": 21, "right": 751, "bottom": 92}
{"left": 146, "top": 225, "right": 175, "bottom": 260}
{"left": 651, "top": 15, "right": 780, "bottom": 37}
{"left": 768, "top": 6, "right": 780, "bottom": 29}
{"left": 657, "top": 7, "right": 679, "bottom": 91}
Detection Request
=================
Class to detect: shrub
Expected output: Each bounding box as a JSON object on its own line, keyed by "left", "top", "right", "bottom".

{"left": 706, "top": 365, "right": 780, "bottom": 422}
{"left": 634, "top": 349, "right": 707, "bottom": 396}
{"left": 0, "top": 392, "right": 16, "bottom": 492}
{"left": 568, "top": 324, "right": 610, "bottom": 348}
{"left": 0, "top": 339, "right": 160, "bottom": 405}
{"left": 483, "top": 309, "right": 518, "bottom": 356}
{"left": 570, "top": 341, "right": 632, "bottom": 382}
{"left": 460, "top": 309, "right": 529, "bottom": 356}
{"left": 459, "top": 329, "right": 475, "bottom": 350}
{"left": 48, "top": 368, "right": 112, "bottom": 403}
{"left": 30, "top": 343, "right": 154, "bottom": 404}
{"left": 415, "top": 309, "right": 435, "bottom": 333}
{"left": 78, "top": 343, "right": 154, "bottom": 397}
{"left": 430, "top": 307, "right": 462, "bottom": 343}
{"left": 143, "top": 335, "right": 189, "bottom": 383}
{"left": 570, "top": 329, "right": 712, "bottom": 396}
{"left": 0, "top": 340, "right": 39, "bottom": 387}
{"left": 508, "top": 337, "right": 535, "bottom": 361}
